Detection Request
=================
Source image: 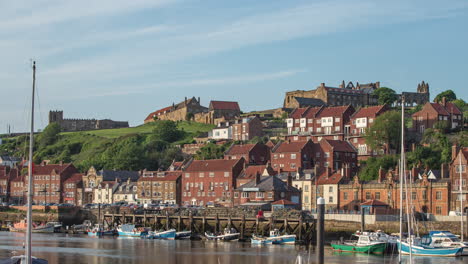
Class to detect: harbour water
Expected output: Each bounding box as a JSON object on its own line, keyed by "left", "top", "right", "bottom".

{"left": 0, "top": 232, "right": 466, "bottom": 264}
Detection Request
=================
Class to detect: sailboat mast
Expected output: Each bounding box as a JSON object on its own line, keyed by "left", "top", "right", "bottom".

{"left": 398, "top": 97, "right": 404, "bottom": 263}
{"left": 26, "top": 61, "right": 36, "bottom": 264}
{"left": 460, "top": 150, "right": 464, "bottom": 242}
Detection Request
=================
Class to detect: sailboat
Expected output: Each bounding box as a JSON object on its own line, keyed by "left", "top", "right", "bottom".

{"left": 396, "top": 97, "right": 463, "bottom": 258}
{"left": 0, "top": 62, "right": 48, "bottom": 264}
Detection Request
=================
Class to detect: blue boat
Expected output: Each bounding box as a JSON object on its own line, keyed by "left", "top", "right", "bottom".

{"left": 422, "top": 231, "right": 468, "bottom": 256}
{"left": 251, "top": 229, "right": 296, "bottom": 245}
{"left": 145, "top": 229, "right": 176, "bottom": 240}
{"left": 397, "top": 239, "right": 463, "bottom": 257}
{"left": 117, "top": 224, "right": 148, "bottom": 237}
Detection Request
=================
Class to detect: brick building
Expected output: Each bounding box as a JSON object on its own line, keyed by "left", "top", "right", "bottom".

{"left": 9, "top": 168, "right": 24, "bottom": 204}
{"left": 231, "top": 116, "right": 263, "bottom": 141}
{"left": 194, "top": 100, "right": 241, "bottom": 125}
{"left": 224, "top": 143, "right": 270, "bottom": 165}
{"left": 0, "top": 166, "right": 9, "bottom": 203}
{"left": 63, "top": 173, "right": 83, "bottom": 205}
{"left": 137, "top": 170, "right": 182, "bottom": 205}
{"left": 181, "top": 158, "right": 245, "bottom": 207}
{"left": 412, "top": 99, "right": 463, "bottom": 134}
{"left": 347, "top": 105, "right": 388, "bottom": 159}
{"left": 317, "top": 139, "right": 358, "bottom": 175}
{"left": 236, "top": 163, "right": 276, "bottom": 188}
{"left": 270, "top": 140, "right": 315, "bottom": 172}
{"left": 450, "top": 145, "right": 468, "bottom": 213}
{"left": 233, "top": 174, "right": 301, "bottom": 206}
{"left": 32, "top": 163, "right": 79, "bottom": 205}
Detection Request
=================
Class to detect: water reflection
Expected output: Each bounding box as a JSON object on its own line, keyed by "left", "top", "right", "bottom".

{"left": 0, "top": 232, "right": 465, "bottom": 264}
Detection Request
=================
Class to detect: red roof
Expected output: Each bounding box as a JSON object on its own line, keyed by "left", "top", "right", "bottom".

{"left": 145, "top": 106, "right": 173, "bottom": 121}
{"left": 185, "top": 159, "right": 242, "bottom": 172}
{"left": 240, "top": 165, "right": 276, "bottom": 179}
{"left": 429, "top": 103, "right": 450, "bottom": 116}
{"left": 317, "top": 173, "right": 343, "bottom": 184}
{"left": 225, "top": 144, "right": 256, "bottom": 155}
{"left": 351, "top": 105, "right": 387, "bottom": 119}
{"left": 302, "top": 107, "right": 323, "bottom": 118}
{"left": 273, "top": 141, "right": 310, "bottom": 153}
{"left": 64, "top": 173, "right": 83, "bottom": 183}
{"left": 322, "top": 139, "right": 356, "bottom": 153}
{"left": 0, "top": 166, "right": 7, "bottom": 180}
{"left": 265, "top": 141, "right": 275, "bottom": 149}
{"left": 33, "top": 163, "right": 73, "bottom": 175}
{"left": 290, "top": 108, "right": 308, "bottom": 119}
{"left": 445, "top": 102, "right": 462, "bottom": 115}
{"left": 272, "top": 199, "right": 297, "bottom": 205}
{"left": 360, "top": 200, "right": 389, "bottom": 206}
{"left": 9, "top": 168, "right": 23, "bottom": 182}
{"left": 316, "top": 105, "right": 352, "bottom": 118}
{"left": 210, "top": 101, "right": 240, "bottom": 111}
{"left": 139, "top": 171, "right": 181, "bottom": 181}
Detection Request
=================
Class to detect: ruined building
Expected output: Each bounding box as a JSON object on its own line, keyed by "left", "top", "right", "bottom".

{"left": 49, "top": 111, "right": 129, "bottom": 132}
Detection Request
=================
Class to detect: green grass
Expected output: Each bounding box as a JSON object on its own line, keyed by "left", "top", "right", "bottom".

{"left": 61, "top": 121, "right": 214, "bottom": 139}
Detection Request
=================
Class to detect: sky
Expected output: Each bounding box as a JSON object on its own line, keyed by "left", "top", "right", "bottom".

{"left": 1, "top": 0, "right": 467, "bottom": 132}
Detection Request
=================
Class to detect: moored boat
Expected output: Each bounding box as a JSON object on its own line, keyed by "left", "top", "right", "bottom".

{"left": 117, "top": 224, "right": 148, "bottom": 237}
{"left": 251, "top": 229, "right": 296, "bottom": 245}
{"left": 397, "top": 238, "right": 463, "bottom": 257}
{"left": 205, "top": 228, "right": 239, "bottom": 241}
{"left": 421, "top": 231, "right": 468, "bottom": 256}
{"left": 145, "top": 229, "right": 176, "bottom": 240}
{"left": 87, "top": 224, "right": 116, "bottom": 237}
{"left": 175, "top": 231, "right": 192, "bottom": 239}
{"left": 331, "top": 234, "right": 387, "bottom": 254}
{"left": 9, "top": 220, "right": 55, "bottom": 233}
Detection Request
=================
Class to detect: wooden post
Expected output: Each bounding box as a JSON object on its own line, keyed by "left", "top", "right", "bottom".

{"left": 240, "top": 215, "right": 245, "bottom": 240}
{"left": 123, "top": 212, "right": 126, "bottom": 224}
{"left": 189, "top": 212, "right": 193, "bottom": 232}
{"left": 143, "top": 211, "right": 147, "bottom": 226}
{"left": 269, "top": 217, "right": 273, "bottom": 232}
{"left": 202, "top": 216, "right": 206, "bottom": 234}
{"left": 133, "top": 214, "right": 136, "bottom": 224}
{"left": 215, "top": 214, "right": 219, "bottom": 234}
{"left": 284, "top": 218, "right": 288, "bottom": 234}
{"left": 298, "top": 217, "right": 303, "bottom": 241}
{"left": 255, "top": 217, "right": 259, "bottom": 235}
{"left": 228, "top": 216, "right": 232, "bottom": 229}
{"left": 317, "top": 197, "right": 325, "bottom": 264}
{"left": 112, "top": 214, "right": 115, "bottom": 226}
{"left": 165, "top": 211, "right": 170, "bottom": 230}
{"left": 177, "top": 215, "right": 181, "bottom": 231}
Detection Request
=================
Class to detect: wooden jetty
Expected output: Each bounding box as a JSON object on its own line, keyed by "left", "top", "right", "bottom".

{"left": 103, "top": 213, "right": 315, "bottom": 243}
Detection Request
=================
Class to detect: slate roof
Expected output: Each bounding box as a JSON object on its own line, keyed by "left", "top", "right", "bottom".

{"left": 351, "top": 105, "right": 387, "bottom": 119}
{"left": 0, "top": 156, "right": 21, "bottom": 162}
{"left": 294, "top": 97, "right": 326, "bottom": 107}
{"left": 98, "top": 170, "right": 139, "bottom": 182}
{"left": 209, "top": 101, "right": 240, "bottom": 111}
{"left": 114, "top": 182, "right": 137, "bottom": 194}
{"left": 185, "top": 159, "right": 242, "bottom": 172}
{"left": 236, "top": 175, "right": 300, "bottom": 193}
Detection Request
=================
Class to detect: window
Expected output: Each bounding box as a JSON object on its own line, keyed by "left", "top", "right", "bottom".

{"left": 304, "top": 185, "right": 309, "bottom": 192}
{"left": 290, "top": 163, "right": 296, "bottom": 169}
{"left": 234, "top": 192, "right": 239, "bottom": 198}
{"left": 325, "top": 152, "right": 330, "bottom": 158}
{"left": 268, "top": 192, "right": 273, "bottom": 199}
{"left": 324, "top": 162, "right": 329, "bottom": 167}
{"left": 329, "top": 186, "right": 333, "bottom": 193}
{"left": 456, "top": 165, "right": 466, "bottom": 173}
{"left": 422, "top": 190, "right": 427, "bottom": 200}
{"left": 344, "top": 192, "right": 348, "bottom": 200}
{"left": 304, "top": 196, "right": 309, "bottom": 203}
{"left": 199, "top": 172, "right": 204, "bottom": 177}
{"left": 256, "top": 192, "right": 264, "bottom": 198}
{"left": 365, "top": 192, "right": 371, "bottom": 200}
{"left": 375, "top": 192, "right": 380, "bottom": 200}
{"left": 329, "top": 196, "right": 333, "bottom": 203}
{"left": 411, "top": 192, "right": 416, "bottom": 200}
{"left": 436, "top": 191, "right": 442, "bottom": 200}
{"left": 291, "top": 154, "right": 296, "bottom": 159}
{"left": 335, "top": 117, "right": 340, "bottom": 122}
{"left": 185, "top": 173, "right": 190, "bottom": 178}
{"left": 241, "top": 192, "right": 249, "bottom": 198}
{"left": 335, "top": 126, "right": 340, "bottom": 132}
{"left": 280, "top": 154, "right": 284, "bottom": 158}
{"left": 209, "top": 172, "right": 215, "bottom": 177}
{"left": 316, "top": 152, "right": 321, "bottom": 158}
{"left": 224, "top": 172, "right": 230, "bottom": 177}
{"left": 436, "top": 206, "right": 442, "bottom": 215}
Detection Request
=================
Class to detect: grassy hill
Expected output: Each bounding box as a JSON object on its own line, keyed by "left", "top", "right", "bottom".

{"left": 0, "top": 121, "right": 214, "bottom": 171}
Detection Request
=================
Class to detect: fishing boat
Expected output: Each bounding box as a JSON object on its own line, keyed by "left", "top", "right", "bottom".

{"left": 205, "top": 228, "right": 239, "bottom": 241}
{"left": 398, "top": 239, "right": 463, "bottom": 257}
{"left": 145, "top": 229, "right": 176, "bottom": 240}
{"left": 421, "top": 231, "right": 468, "bottom": 256}
{"left": 251, "top": 229, "right": 296, "bottom": 245}
{"left": 9, "top": 220, "right": 55, "bottom": 233}
{"left": 117, "top": 224, "right": 148, "bottom": 237}
{"left": 87, "top": 224, "right": 116, "bottom": 237}
{"left": 175, "top": 231, "right": 192, "bottom": 239}
{"left": 331, "top": 234, "right": 387, "bottom": 254}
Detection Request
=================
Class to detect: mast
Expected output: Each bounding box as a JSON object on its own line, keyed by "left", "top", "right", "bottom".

{"left": 26, "top": 61, "right": 36, "bottom": 264}
{"left": 460, "top": 150, "right": 464, "bottom": 242}
{"left": 398, "top": 97, "right": 404, "bottom": 263}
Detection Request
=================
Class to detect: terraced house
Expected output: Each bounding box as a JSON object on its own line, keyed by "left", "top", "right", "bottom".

{"left": 137, "top": 170, "right": 182, "bottom": 205}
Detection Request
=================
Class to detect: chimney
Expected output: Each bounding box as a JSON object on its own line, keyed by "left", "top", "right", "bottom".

{"left": 255, "top": 172, "right": 261, "bottom": 185}
{"left": 198, "top": 97, "right": 200, "bottom": 104}
{"left": 452, "top": 144, "right": 459, "bottom": 161}
{"left": 185, "top": 97, "right": 187, "bottom": 106}
{"left": 378, "top": 166, "right": 385, "bottom": 183}
{"left": 441, "top": 163, "right": 446, "bottom": 179}
{"left": 326, "top": 167, "right": 330, "bottom": 179}
{"left": 375, "top": 81, "right": 380, "bottom": 89}
{"left": 411, "top": 166, "right": 418, "bottom": 181}
{"left": 320, "top": 83, "right": 325, "bottom": 88}
{"left": 287, "top": 172, "right": 292, "bottom": 187}
{"left": 441, "top": 97, "right": 447, "bottom": 107}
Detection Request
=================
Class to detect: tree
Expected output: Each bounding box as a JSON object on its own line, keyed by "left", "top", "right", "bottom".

{"left": 372, "top": 87, "right": 397, "bottom": 105}
{"left": 359, "top": 155, "right": 398, "bottom": 181}
{"left": 434, "top": 90, "right": 457, "bottom": 103}
{"left": 194, "top": 142, "right": 230, "bottom": 160}
{"left": 37, "top": 123, "right": 61, "bottom": 148}
{"left": 151, "top": 120, "right": 184, "bottom": 143}
{"left": 185, "top": 112, "right": 194, "bottom": 121}
{"left": 364, "top": 111, "right": 401, "bottom": 154}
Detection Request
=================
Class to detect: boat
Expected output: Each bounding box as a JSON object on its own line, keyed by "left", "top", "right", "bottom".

{"left": 175, "top": 231, "right": 192, "bottom": 239}
{"left": 331, "top": 234, "right": 387, "bottom": 254}
{"left": 0, "top": 62, "right": 49, "bottom": 263}
{"left": 9, "top": 219, "right": 55, "bottom": 233}
{"left": 87, "top": 224, "right": 116, "bottom": 237}
{"left": 421, "top": 231, "right": 468, "bottom": 256}
{"left": 397, "top": 239, "right": 463, "bottom": 257}
{"left": 145, "top": 229, "right": 176, "bottom": 240}
{"left": 117, "top": 224, "right": 148, "bottom": 237}
{"left": 205, "top": 228, "right": 240, "bottom": 241}
{"left": 251, "top": 229, "right": 296, "bottom": 245}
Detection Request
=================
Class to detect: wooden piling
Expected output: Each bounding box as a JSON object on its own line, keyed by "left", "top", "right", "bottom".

{"left": 240, "top": 215, "right": 245, "bottom": 240}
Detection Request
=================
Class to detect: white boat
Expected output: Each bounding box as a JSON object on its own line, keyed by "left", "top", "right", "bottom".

{"left": 251, "top": 229, "right": 296, "bottom": 245}
{"left": 205, "top": 228, "right": 239, "bottom": 241}
{"left": 422, "top": 231, "right": 468, "bottom": 256}
{"left": 175, "top": 231, "right": 192, "bottom": 239}
{"left": 145, "top": 229, "right": 176, "bottom": 240}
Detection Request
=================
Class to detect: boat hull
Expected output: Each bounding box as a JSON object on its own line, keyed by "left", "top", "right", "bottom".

{"left": 331, "top": 242, "right": 386, "bottom": 254}
{"left": 88, "top": 230, "right": 115, "bottom": 236}
{"left": 175, "top": 231, "right": 191, "bottom": 239}
{"left": 251, "top": 235, "right": 296, "bottom": 245}
{"left": 397, "top": 241, "right": 462, "bottom": 257}
{"left": 205, "top": 232, "right": 239, "bottom": 241}
{"left": 10, "top": 226, "right": 55, "bottom": 233}
{"left": 147, "top": 230, "right": 176, "bottom": 240}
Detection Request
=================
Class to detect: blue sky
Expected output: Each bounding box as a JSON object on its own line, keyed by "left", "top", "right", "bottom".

{"left": 1, "top": 0, "right": 467, "bottom": 132}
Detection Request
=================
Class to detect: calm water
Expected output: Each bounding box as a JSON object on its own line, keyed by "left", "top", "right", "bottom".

{"left": 0, "top": 232, "right": 466, "bottom": 264}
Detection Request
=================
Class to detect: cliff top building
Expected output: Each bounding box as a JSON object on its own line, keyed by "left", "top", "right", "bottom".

{"left": 49, "top": 110, "right": 128, "bottom": 132}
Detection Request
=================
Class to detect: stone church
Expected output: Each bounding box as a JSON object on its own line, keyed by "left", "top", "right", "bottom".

{"left": 49, "top": 110, "right": 129, "bottom": 132}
